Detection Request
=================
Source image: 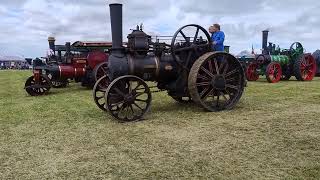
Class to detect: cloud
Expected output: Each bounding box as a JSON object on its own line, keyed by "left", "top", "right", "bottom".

{"left": 0, "top": 0, "right": 320, "bottom": 57}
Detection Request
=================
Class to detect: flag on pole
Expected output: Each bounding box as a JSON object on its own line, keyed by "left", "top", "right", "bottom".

{"left": 251, "top": 45, "right": 255, "bottom": 54}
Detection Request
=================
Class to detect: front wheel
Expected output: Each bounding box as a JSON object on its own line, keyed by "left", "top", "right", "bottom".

{"left": 105, "top": 75, "right": 152, "bottom": 122}
{"left": 93, "top": 75, "right": 110, "bottom": 111}
{"left": 25, "top": 75, "right": 51, "bottom": 96}
{"left": 265, "top": 62, "right": 282, "bottom": 83}
{"left": 188, "top": 52, "right": 245, "bottom": 112}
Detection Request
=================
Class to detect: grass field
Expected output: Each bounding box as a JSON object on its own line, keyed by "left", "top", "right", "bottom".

{"left": 0, "top": 70, "right": 320, "bottom": 179}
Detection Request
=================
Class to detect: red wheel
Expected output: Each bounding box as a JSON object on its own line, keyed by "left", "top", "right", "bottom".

{"left": 265, "top": 62, "right": 282, "bottom": 83}
{"left": 294, "top": 54, "right": 317, "bottom": 81}
{"left": 246, "top": 63, "right": 259, "bottom": 81}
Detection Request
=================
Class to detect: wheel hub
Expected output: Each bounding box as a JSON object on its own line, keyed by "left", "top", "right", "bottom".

{"left": 125, "top": 94, "right": 135, "bottom": 103}
{"left": 304, "top": 65, "right": 311, "bottom": 71}
{"left": 212, "top": 75, "right": 226, "bottom": 90}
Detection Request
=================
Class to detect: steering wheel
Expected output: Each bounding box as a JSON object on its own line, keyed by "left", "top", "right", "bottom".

{"left": 171, "top": 24, "right": 212, "bottom": 69}
{"left": 289, "top": 42, "right": 304, "bottom": 58}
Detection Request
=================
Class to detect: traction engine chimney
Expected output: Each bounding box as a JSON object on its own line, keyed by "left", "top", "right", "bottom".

{"left": 109, "top": 3, "right": 123, "bottom": 52}
{"left": 262, "top": 30, "right": 269, "bottom": 54}
{"left": 48, "top": 36, "right": 56, "bottom": 54}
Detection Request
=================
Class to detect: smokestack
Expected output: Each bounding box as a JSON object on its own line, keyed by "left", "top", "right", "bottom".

{"left": 109, "top": 3, "right": 123, "bottom": 50}
{"left": 65, "top": 42, "right": 71, "bottom": 55}
{"left": 48, "top": 37, "right": 56, "bottom": 54}
{"left": 262, "top": 30, "right": 269, "bottom": 52}
{"left": 65, "top": 42, "right": 71, "bottom": 63}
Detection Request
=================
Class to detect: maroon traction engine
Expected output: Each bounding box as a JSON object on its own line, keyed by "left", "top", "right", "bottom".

{"left": 24, "top": 37, "right": 111, "bottom": 96}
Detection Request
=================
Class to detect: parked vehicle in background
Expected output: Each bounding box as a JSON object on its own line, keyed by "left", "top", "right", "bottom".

{"left": 245, "top": 30, "right": 316, "bottom": 83}
{"left": 24, "top": 37, "right": 111, "bottom": 96}
{"left": 312, "top": 50, "right": 320, "bottom": 76}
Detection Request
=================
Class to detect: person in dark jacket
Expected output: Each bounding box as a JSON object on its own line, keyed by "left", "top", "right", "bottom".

{"left": 209, "top": 24, "right": 225, "bottom": 51}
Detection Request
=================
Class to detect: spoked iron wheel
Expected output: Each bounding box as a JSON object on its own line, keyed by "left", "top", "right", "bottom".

{"left": 171, "top": 24, "right": 211, "bottom": 70}
{"left": 294, "top": 54, "right": 317, "bottom": 81}
{"left": 105, "top": 75, "right": 152, "bottom": 122}
{"left": 265, "top": 62, "right": 282, "bottom": 83}
{"left": 188, "top": 52, "right": 245, "bottom": 112}
{"left": 25, "top": 75, "right": 51, "bottom": 96}
{"left": 93, "top": 75, "right": 110, "bottom": 111}
{"left": 246, "top": 63, "right": 259, "bottom": 81}
{"left": 93, "top": 62, "right": 108, "bottom": 82}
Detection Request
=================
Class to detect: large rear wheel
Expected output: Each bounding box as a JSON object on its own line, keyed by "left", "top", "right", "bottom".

{"left": 188, "top": 52, "right": 245, "bottom": 112}
{"left": 294, "top": 54, "right": 317, "bottom": 81}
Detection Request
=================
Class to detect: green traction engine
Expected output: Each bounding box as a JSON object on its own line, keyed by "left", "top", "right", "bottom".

{"left": 246, "top": 30, "right": 317, "bottom": 83}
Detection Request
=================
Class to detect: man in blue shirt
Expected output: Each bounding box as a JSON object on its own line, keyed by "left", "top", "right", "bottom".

{"left": 209, "top": 24, "right": 225, "bottom": 51}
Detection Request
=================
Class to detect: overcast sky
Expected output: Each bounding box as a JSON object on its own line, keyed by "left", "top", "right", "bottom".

{"left": 0, "top": 0, "right": 320, "bottom": 57}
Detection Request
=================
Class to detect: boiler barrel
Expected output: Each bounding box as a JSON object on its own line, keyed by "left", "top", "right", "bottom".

{"left": 128, "top": 55, "right": 178, "bottom": 81}
{"left": 108, "top": 54, "right": 178, "bottom": 81}
{"left": 43, "top": 65, "right": 86, "bottom": 79}
{"left": 270, "top": 55, "right": 290, "bottom": 65}
{"left": 256, "top": 54, "right": 289, "bottom": 65}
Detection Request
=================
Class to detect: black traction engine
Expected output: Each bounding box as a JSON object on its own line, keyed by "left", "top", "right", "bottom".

{"left": 93, "top": 3, "right": 246, "bottom": 121}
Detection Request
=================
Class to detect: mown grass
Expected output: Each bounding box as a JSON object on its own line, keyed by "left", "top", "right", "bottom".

{"left": 0, "top": 70, "right": 319, "bottom": 179}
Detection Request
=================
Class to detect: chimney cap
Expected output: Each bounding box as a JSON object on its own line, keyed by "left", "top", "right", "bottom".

{"left": 48, "top": 37, "right": 55, "bottom": 41}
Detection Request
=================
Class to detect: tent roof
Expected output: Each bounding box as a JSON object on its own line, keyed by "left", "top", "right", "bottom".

{"left": 0, "top": 55, "right": 25, "bottom": 62}
{"left": 236, "top": 50, "right": 255, "bottom": 57}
